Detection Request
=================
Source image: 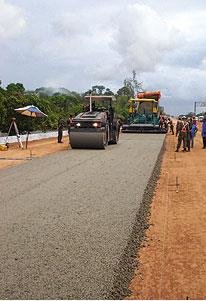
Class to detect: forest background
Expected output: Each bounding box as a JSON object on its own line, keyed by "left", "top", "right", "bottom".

{"left": 0, "top": 72, "right": 140, "bottom": 134}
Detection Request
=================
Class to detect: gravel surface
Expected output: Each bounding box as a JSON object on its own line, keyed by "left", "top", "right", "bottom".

{"left": 0, "top": 134, "right": 165, "bottom": 299}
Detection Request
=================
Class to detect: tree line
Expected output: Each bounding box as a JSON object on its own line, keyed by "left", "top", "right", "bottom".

{"left": 0, "top": 73, "right": 140, "bottom": 134}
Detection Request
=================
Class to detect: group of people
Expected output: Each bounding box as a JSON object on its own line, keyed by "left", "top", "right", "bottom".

{"left": 175, "top": 114, "right": 206, "bottom": 152}
{"left": 57, "top": 115, "right": 73, "bottom": 143}
{"left": 159, "top": 116, "right": 174, "bottom": 134}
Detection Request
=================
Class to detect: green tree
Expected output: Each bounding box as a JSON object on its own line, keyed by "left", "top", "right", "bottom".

{"left": 104, "top": 88, "right": 114, "bottom": 96}
{"left": 0, "top": 92, "right": 6, "bottom": 126}
{"left": 6, "top": 83, "right": 25, "bottom": 94}
{"left": 92, "top": 85, "right": 105, "bottom": 95}
{"left": 84, "top": 85, "right": 115, "bottom": 96}
{"left": 123, "top": 70, "right": 143, "bottom": 98}
{"left": 117, "top": 86, "right": 133, "bottom": 98}
{"left": 114, "top": 95, "right": 129, "bottom": 121}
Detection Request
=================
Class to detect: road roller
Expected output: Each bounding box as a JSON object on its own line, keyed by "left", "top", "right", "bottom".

{"left": 69, "top": 95, "right": 120, "bottom": 149}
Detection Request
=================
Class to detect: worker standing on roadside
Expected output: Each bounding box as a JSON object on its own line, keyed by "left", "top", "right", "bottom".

{"left": 57, "top": 118, "right": 64, "bottom": 143}
{"left": 67, "top": 114, "right": 73, "bottom": 135}
{"left": 118, "top": 119, "right": 123, "bottom": 133}
{"left": 201, "top": 114, "right": 206, "bottom": 149}
{"left": 159, "top": 115, "right": 164, "bottom": 130}
{"left": 175, "top": 116, "right": 188, "bottom": 152}
{"left": 163, "top": 117, "right": 168, "bottom": 132}
{"left": 190, "top": 120, "right": 198, "bottom": 148}
{"left": 188, "top": 117, "right": 193, "bottom": 129}
{"left": 185, "top": 118, "right": 191, "bottom": 152}
{"left": 176, "top": 117, "right": 182, "bottom": 136}
{"left": 169, "top": 118, "right": 174, "bottom": 135}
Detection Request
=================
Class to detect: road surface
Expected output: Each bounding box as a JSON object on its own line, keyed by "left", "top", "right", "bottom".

{"left": 0, "top": 134, "right": 164, "bottom": 299}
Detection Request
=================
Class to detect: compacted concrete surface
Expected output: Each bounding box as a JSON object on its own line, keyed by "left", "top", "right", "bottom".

{"left": 0, "top": 134, "right": 165, "bottom": 299}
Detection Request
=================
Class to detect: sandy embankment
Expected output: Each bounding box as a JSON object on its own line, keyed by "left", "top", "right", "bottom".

{"left": 0, "top": 136, "right": 69, "bottom": 169}
{"left": 128, "top": 127, "right": 206, "bottom": 299}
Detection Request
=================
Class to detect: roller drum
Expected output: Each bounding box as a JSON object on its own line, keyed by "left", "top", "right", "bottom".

{"left": 70, "top": 129, "right": 107, "bottom": 149}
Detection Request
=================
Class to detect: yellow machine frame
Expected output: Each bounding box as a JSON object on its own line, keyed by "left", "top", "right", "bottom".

{"left": 128, "top": 98, "right": 158, "bottom": 114}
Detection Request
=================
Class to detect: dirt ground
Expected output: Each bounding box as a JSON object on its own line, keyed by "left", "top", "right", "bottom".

{"left": 128, "top": 126, "right": 206, "bottom": 299}
{"left": 0, "top": 135, "right": 69, "bottom": 169}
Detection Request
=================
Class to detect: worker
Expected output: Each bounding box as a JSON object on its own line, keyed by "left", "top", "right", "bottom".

{"left": 83, "top": 104, "right": 89, "bottom": 112}
{"left": 175, "top": 116, "right": 188, "bottom": 152}
{"left": 176, "top": 116, "right": 182, "bottom": 136}
{"left": 201, "top": 114, "right": 206, "bottom": 149}
{"left": 185, "top": 118, "right": 191, "bottom": 152}
{"left": 183, "top": 117, "right": 192, "bottom": 151}
{"left": 92, "top": 101, "right": 96, "bottom": 111}
{"left": 57, "top": 118, "right": 64, "bottom": 143}
{"left": 158, "top": 115, "right": 164, "bottom": 130}
{"left": 67, "top": 114, "right": 73, "bottom": 135}
{"left": 118, "top": 118, "right": 123, "bottom": 129}
{"left": 190, "top": 120, "right": 198, "bottom": 148}
{"left": 188, "top": 117, "right": 193, "bottom": 129}
{"left": 168, "top": 118, "right": 174, "bottom": 135}
{"left": 163, "top": 117, "right": 168, "bottom": 131}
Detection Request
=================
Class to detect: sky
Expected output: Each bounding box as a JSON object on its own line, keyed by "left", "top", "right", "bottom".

{"left": 1, "top": 0, "right": 206, "bottom": 114}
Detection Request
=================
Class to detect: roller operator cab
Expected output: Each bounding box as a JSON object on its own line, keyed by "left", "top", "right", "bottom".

{"left": 69, "top": 95, "right": 120, "bottom": 149}
{"left": 122, "top": 91, "right": 167, "bottom": 133}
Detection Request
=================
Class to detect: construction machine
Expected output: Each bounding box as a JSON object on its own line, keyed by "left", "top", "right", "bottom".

{"left": 122, "top": 91, "right": 167, "bottom": 133}
{"left": 69, "top": 95, "right": 120, "bottom": 149}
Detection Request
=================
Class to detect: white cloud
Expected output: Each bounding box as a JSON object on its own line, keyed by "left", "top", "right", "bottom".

{"left": 1, "top": 0, "right": 206, "bottom": 115}
{"left": 112, "top": 3, "right": 180, "bottom": 72}
{"left": 53, "top": 13, "right": 90, "bottom": 39}
{"left": 161, "top": 9, "right": 206, "bottom": 70}
{"left": 0, "top": 0, "right": 26, "bottom": 39}
{"left": 36, "top": 5, "right": 119, "bottom": 85}
{"left": 168, "top": 10, "right": 206, "bottom": 42}
{"left": 140, "top": 64, "right": 206, "bottom": 114}
{"left": 37, "top": 2, "right": 181, "bottom": 89}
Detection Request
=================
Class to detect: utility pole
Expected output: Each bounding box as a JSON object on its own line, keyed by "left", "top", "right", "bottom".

{"left": 89, "top": 93, "right": 92, "bottom": 112}
{"left": 194, "top": 101, "right": 197, "bottom": 115}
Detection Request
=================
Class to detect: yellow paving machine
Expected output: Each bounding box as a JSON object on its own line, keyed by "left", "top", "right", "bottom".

{"left": 122, "top": 91, "right": 166, "bottom": 133}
